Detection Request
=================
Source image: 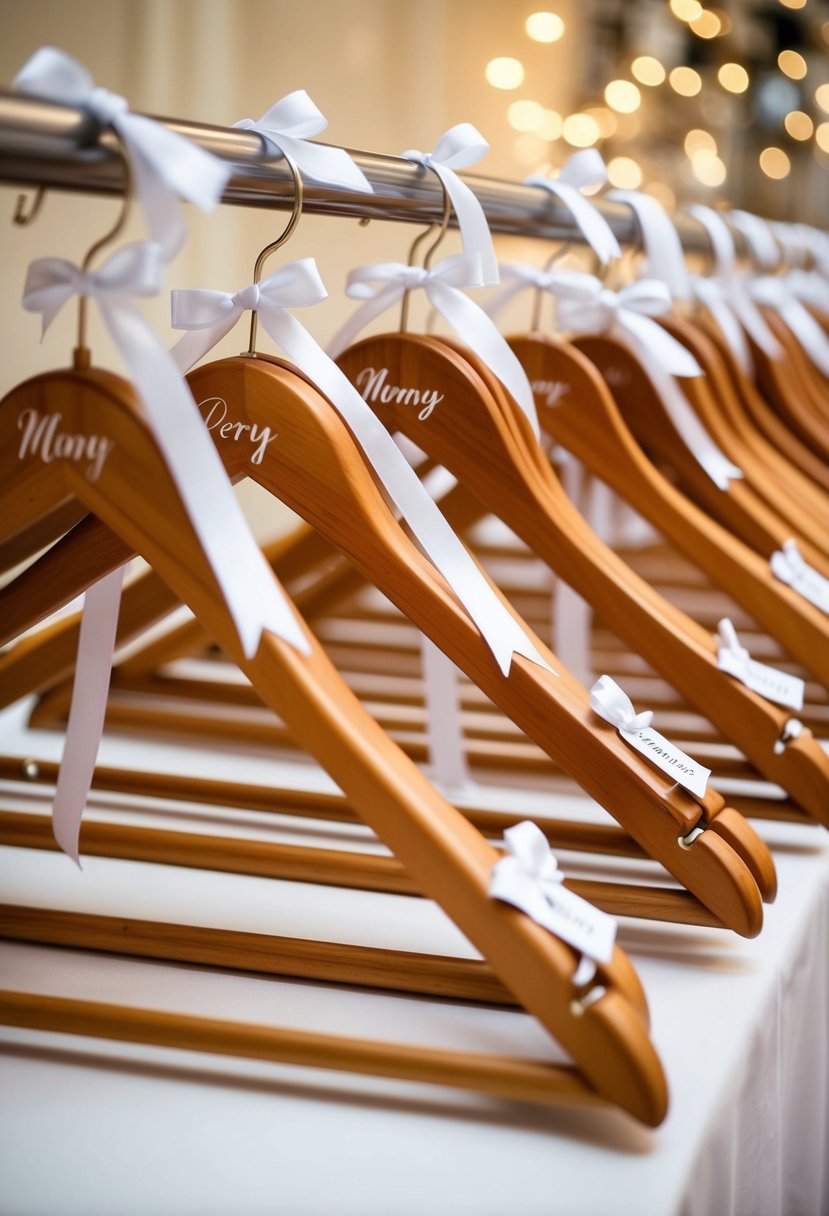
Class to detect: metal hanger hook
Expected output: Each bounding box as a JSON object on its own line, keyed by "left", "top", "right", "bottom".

{"left": 13, "top": 186, "right": 46, "bottom": 227}
{"left": 530, "top": 240, "right": 574, "bottom": 332}
{"left": 246, "top": 152, "right": 304, "bottom": 356}
{"left": 400, "top": 168, "right": 452, "bottom": 334}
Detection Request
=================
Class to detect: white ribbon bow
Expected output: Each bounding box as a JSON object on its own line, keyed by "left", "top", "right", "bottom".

{"left": 716, "top": 618, "right": 750, "bottom": 668}
{"left": 22, "top": 246, "right": 309, "bottom": 862}
{"left": 489, "top": 821, "right": 616, "bottom": 971}
{"left": 402, "top": 125, "right": 499, "bottom": 285}
{"left": 234, "top": 90, "right": 371, "bottom": 192}
{"left": 326, "top": 252, "right": 540, "bottom": 436}
{"left": 14, "top": 47, "right": 231, "bottom": 258}
{"left": 608, "top": 189, "right": 690, "bottom": 300}
{"left": 750, "top": 275, "right": 829, "bottom": 378}
{"left": 770, "top": 539, "right": 829, "bottom": 613}
{"left": 171, "top": 258, "right": 553, "bottom": 679}
{"left": 525, "top": 149, "right": 621, "bottom": 266}
{"left": 550, "top": 270, "right": 743, "bottom": 491}
{"left": 589, "top": 674, "right": 653, "bottom": 735}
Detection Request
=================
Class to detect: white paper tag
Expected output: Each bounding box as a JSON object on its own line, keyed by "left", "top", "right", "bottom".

{"left": 535, "top": 882, "right": 617, "bottom": 963}
{"left": 620, "top": 726, "right": 710, "bottom": 798}
{"left": 772, "top": 547, "right": 829, "bottom": 614}
{"left": 717, "top": 647, "right": 805, "bottom": 711}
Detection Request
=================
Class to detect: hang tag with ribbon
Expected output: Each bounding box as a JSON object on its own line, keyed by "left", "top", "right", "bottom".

{"left": 171, "top": 257, "right": 553, "bottom": 679}
{"left": 716, "top": 618, "right": 804, "bottom": 711}
{"left": 490, "top": 821, "right": 616, "bottom": 968}
{"left": 770, "top": 540, "right": 829, "bottom": 615}
{"left": 524, "top": 149, "right": 621, "bottom": 266}
{"left": 234, "top": 90, "right": 372, "bottom": 193}
{"left": 589, "top": 675, "right": 710, "bottom": 798}
{"left": 327, "top": 252, "right": 541, "bottom": 437}
{"left": 402, "top": 125, "right": 499, "bottom": 285}
{"left": 14, "top": 47, "right": 232, "bottom": 259}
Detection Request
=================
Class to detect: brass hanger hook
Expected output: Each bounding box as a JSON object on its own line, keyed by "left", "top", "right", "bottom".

{"left": 13, "top": 186, "right": 46, "bottom": 227}
{"left": 400, "top": 170, "right": 452, "bottom": 334}
{"left": 76, "top": 143, "right": 133, "bottom": 361}
{"left": 530, "top": 241, "right": 574, "bottom": 333}
{"left": 246, "top": 152, "right": 304, "bottom": 356}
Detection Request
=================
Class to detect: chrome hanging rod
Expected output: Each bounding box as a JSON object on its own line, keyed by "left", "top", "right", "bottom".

{"left": 0, "top": 90, "right": 723, "bottom": 254}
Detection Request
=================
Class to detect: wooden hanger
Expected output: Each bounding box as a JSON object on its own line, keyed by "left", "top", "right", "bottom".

{"left": 657, "top": 314, "right": 829, "bottom": 561}
{"left": 330, "top": 332, "right": 828, "bottom": 828}
{"left": 747, "top": 316, "right": 829, "bottom": 464}
{"left": 0, "top": 356, "right": 671, "bottom": 1125}
{"left": 0, "top": 349, "right": 772, "bottom": 936}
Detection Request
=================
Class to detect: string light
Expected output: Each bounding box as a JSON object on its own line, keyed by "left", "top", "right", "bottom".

{"left": 778, "top": 0, "right": 806, "bottom": 8}
{"left": 718, "top": 63, "right": 749, "bottom": 93}
{"left": 604, "top": 79, "right": 641, "bottom": 113}
{"left": 562, "top": 112, "right": 601, "bottom": 147}
{"left": 684, "top": 128, "right": 717, "bottom": 156}
{"left": 759, "top": 146, "right": 791, "bottom": 178}
{"left": 525, "top": 11, "right": 566, "bottom": 42}
{"left": 778, "top": 50, "right": 807, "bottom": 80}
{"left": 631, "top": 56, "right": 666, "bottom": 86}
{"left": 816, "top": 122, "right": 829, "bottom": 153}
{"left": 669, "top": 0, "right": 702, "bottom": 20}
{"left": 606, "top": 156, "right": 642, "bottom": 188}
{"left": 508, "top": 100, "right": 545, "bottom": 132}
{"left": 485, "top": 57, "right": 525, "bottom": 89}
{"left": 643, "top": 181, "right": 677, "bottom": 210}
{"left": 584, "top": 106, "right": 617, "bottom": 138}
{"left": 669, "top": 66, "right": 702, "bottom": 96}
{"left": 537, "top": 109, "right": 563, "bottom": 140}
{"left": 691, "top": 149, "right": 727, "bottom": 186}
{"left": 784, "top": 110, "right": 814, "bottom": 140}
{"left": 514, "top": 133, "right": 551, "bottom": 166}
{"left": 815, "top": 84, "right": 829, "bottom": 113}
{"left": 690, "top": 10, "right": 722, "bottom": 38}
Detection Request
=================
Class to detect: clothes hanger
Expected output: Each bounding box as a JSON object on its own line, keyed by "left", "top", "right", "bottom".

{"left": 331, "top": 328, "right": 826, "bottom": 830}
{"left": 0, "top": 173, "right": 669, "bottom": 1126}
{"left": 746, "top": 310, "right": 829, "bottom": 464}
{"left": 0, "top": 210, "right": 773, "bottom": 937}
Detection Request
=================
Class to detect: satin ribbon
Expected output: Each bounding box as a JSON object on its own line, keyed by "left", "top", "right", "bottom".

{"left": 14, "top": 47, "right": 231, "bottom": 258}
{"left": 402, "top": 125, "right": 499, "bottom": 285}
{"left": 689, "top": 275, "right": 753, "bottom": 377}
{"left": 326, "top": 252, "right": 541, "bottom": 436}
{"left": 729, "top": 210, "right": 781, "bottom": 270}
{"left": 784, "top": 269, "right": 829, "bottom": 317}
{"left": 171, "top": 257, "right": 552, "bottom": 678}
{"left": 22, "top": 245, "right": 309, "bottom": 861}
{"left": 770, "top": 539, "right": 829, "bottom": 613}
{"left": 687, "top": 205, "right": 782, "bottom": 364}
{"left": 608, "top": 189, "right": 690, "bottom": 300}
{"left": 716, "top": 618, "right": 750, "bottom": 667}
{"left": 716, "top": 616, "right": 804, "bottom": 712}
{"left": 750, "top": 276, "right": 829, "bottom": 378}
{"left": 547, "top": 270, "right": 744, "bottom": 491}
{"left": 489, "top": 821, "right": 616, "bottom": 971}
{"left": 234, "top": 90, "right": 371, "bottom": 193}
{"left": 524, "top": 149, "right": 621, "bottom": 266}
{"left": 589, "top": 674, "right": 653, "bottom": 735}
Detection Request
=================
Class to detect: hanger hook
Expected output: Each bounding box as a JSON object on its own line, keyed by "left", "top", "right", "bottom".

{"left": 246, "top": 152, "right": 304, "bottom": 356}
{"left": 13, "top": 186, "right": 46, "bottom": 227}
{"left": 530, "top": 240, "right": 574, "bottom": 332}
{"left": 76, "top": 142, "right": 133, "bottom": 360}
{"left": 400, "top": 169, "right": 452, "bottom": 334}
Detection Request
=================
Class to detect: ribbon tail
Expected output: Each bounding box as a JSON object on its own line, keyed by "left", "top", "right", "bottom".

{"left": 432, "top": 163, "right": 500, "bottom": 286}
{"left": 170, "top": 319, "right": 238, "bottom": 375}
{"left": 781, "top": 300, "right": 829, "bottom": 377}
{"left": 100, "top": 301, "right": 310, "bottom": 658}
{"left": 545, "top": 183, "right": 621, "bottom": 265}
{"left": 427, "top": 279, "right": 541, "bottom": 437}
{"left": 51, "top": 565, "right": 125, "bottom": 864}
{"left": 268, "top": 309, "right": 554, "bottom": 678}
{"left": 702, "top": 292, "right": 753, "bottom": 377}
{"left": 126, "top": 138, "right": 188, "bottom": 260}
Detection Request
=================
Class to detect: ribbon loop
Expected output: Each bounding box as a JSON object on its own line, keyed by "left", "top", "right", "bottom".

{"left": 14, "top": 46, "right": 232, "bottom": 258}
{"left": 327, "top": 254, "right": 540, "bottom": 435}
{"left": 589, "top": 674, "right": 653, "bottom": 735}
{"left": 525, "top": 151, "right": 621, "bottom": 266}
{"left": 234, "top": 89, "right": 372, "bottom": 193}
{"left": 608, "top": 189, "right": 690, "bottom": 300}
{"left": 402, "top": 125, "right": 499, "bottom": 285}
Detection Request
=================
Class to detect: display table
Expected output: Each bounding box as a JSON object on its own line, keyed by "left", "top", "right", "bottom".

{"left": 1, "top": 698, "right": 828, "bottom": 1216}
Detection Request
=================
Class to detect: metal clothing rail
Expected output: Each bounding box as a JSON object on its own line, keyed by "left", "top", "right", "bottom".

{"left": 0, "top": 89, "right": 719, "bottom": 253}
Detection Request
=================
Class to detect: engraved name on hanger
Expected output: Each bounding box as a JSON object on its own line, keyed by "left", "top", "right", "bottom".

{"left": 530, "top": 379, "right": 570, "bottom": 407}
{"left": 354, "top": 366, "right": 444, "bottom": 420}
{"left": 198, "top": 397, "right": 278, "bottom": 465}
{"left": 16, "top": 408, "right": 113, "bottom": 482}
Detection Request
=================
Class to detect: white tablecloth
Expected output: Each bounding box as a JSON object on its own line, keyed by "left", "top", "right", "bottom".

{"left": 1, "top": 700, "right": 828, "bottom": 1216}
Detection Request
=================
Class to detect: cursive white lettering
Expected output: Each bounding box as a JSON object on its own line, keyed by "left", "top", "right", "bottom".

{"left": 16, "top": 408, "right": 113, "bottom": 481}
{"left": 199, "top": 397, "right": 278, "bottom": 465}
{"left": 355, "top": 366, "right": 444, "bottom": 421}
{"left": 530, "top": 379, "right": 569, "bottom": 408}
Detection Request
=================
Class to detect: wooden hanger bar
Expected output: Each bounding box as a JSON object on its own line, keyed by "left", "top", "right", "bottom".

{"left": 0, "top": 90, "right": 736, "bottom": 252}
